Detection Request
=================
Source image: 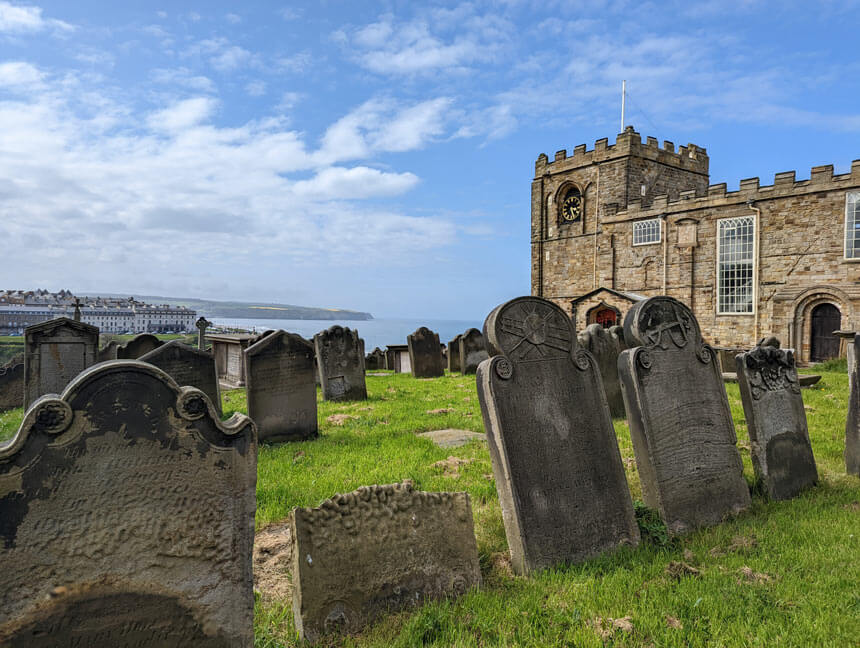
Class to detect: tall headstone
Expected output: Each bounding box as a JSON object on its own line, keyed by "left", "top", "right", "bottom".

{"left": 459, "top": 328, "right": 489, "bottom": 375}
{"left": 736, "top": 339, "right": 818, "bottom": 499}
{"left": 0, "top": 361, "right": 257, "bottom": 646}
{"left": 244, "top": 330, "right": 318, "bottom": 443}
{"left": 314, "top": 326, "right": 367, "bottom": 401}
{"left": 407, "top": 327, "right": 444, "bottom": 378}
{"left": 578, "top": 323, "right": 628, "bottom": 418}
{"left": 24, "top": 317, "right": 99, "bottom": 408}
{"left": 0, "top": 361, "right": 23, "bottom": 411}
{"left": 291, "top": 481, "right": 481, "bottom": 642}
{"left": 476, "top": 296, "right": 639, "bottom": 574}
{"left": 139, "top": 341, "right": 221, "bottom": 415}
{"left": 447, "top": 335, "right": 462, "bottom": 372}
{"left": 116, "top": 333, "right": 163, "bottom": 360}
{"left": 846, "top": 334, "right": 860, "bottom": 476}
{"left": 618, "top": 296, "right": 750, "bottom": 534}
{"left": 196, "top": 316, "right": 212, "bottom": 350}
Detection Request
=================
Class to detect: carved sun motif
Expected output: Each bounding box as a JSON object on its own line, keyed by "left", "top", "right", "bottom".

{"left": 497, "top": 301, "right": 572, "bottom": 361}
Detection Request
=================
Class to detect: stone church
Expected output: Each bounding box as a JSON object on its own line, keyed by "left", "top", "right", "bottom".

{"left": 531, "top": 126, "right": 860, "bottom": 363}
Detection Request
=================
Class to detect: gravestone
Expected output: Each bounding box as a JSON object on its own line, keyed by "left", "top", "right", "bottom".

{"left": 578, "top": 323, "right": 627, "bottom": 418}
{"left": 140, "top": 341, "right": 221, "bottom": 415}
{"left": 459, "top": 328, "right": 489, "bottom": 375}
{"left": 0, "top": 361, "right": 23, "bottom": 411}
{"left": 0, "top": 361, "right": 257, "bottom": 646}
{"left": 384, "top": 347, "right": 395, "bottom": 370}
{"left": 314, "top": 326, "right": 367, "bottom": 401}
{"left": 97, "top": 340, "right": 120, "bottom": 362}
{"left": 116, "top": 333, "right": 163, "bottom": 359}
{"left": 24, "top": 317, "right": 99, "bottom": 408}
{"left": 476, "top": 296, "right": 639, "bottom": 574}
{"left": 846, "top": 334, "right": 860, "bottom": 476}
{"left": 407, "top": 327, "right": 444, "bottom": 378}
{"left": 736, "top": 339, "right": 818, "bottom": 499}
{"left": 618, "top": 296, "right": 750, "bottom": 534}
{"left": 244, "top": 330, "right": 318, "bottom": 443}
{"left": 365, "top": 347, "right": 386, "bottom": 371}
{"left": 209, "top": 334, "right": 256, "bottom": 388}
{"left": 291, "top": 481, "right": 481, "bottom": 642}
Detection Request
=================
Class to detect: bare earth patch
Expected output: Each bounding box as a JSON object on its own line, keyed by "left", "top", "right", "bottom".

{"left": 426, "top": 408, "right": 455, "bottom": 415}
{"left": 666, "top": 615, "right": 683, "bottom": 630}
{"left": 589, "top": 616, "right": 634, "bottom": 639}
{"left": 326, "top": 414, "right": 359, "bottom": 425}
{"left": 665, "top": 561, "right": 701, "bottom": 579}
{"left": 432, "top": 456, "right": 473, "bottom": 477}
{"left": 254, "top": 522, "right": 294, "bottom": 602}
{"left": 738, "top": 566, "right": 773, "bottom": 584}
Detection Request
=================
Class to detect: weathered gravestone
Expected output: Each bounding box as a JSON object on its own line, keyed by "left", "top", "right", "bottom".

{"left": 97, "top": 340, "right": 120, "bottom": 362}
{"left": 314, "top": 326, "right": 367, "bottom": 401}
{"left": 364, "top": 347, "right": 386, "bottom": 371}
{"left": 196, "top": 316, "right": 212, "bottom": 350}
{"left": 846, "top": 334, "right": 860, "bottom": 476}
{"left": 736, "top": 339, "right": 818, "bottom": 500}
{"left": 447, "top": 335, "right": 462, "bottom": 372}
{"left": 0, "top": 361, "right": 23, "bottom": 411}
{"left": 459, "top": 328, "right": 489, "bottom": 375}
{"left": 618, "top": 296, "right": 750, "bottom": 534}
{"left": 140, "top": 341, "right": 222, "bottom": 415}
{"left": 24, "top": 317, "right": 98, "bottom": 408}
{"left": 291, "top": 481, "right": 481, "bottom": 642}
{"left": 244, "top": 330, "right": 317, "bottom": 443}
{"left": 578, "top": 323, "right": 628, "bottom": 419}
{"left": 0, "top": 361, "right": 257, "bottom": 647}
{"left": 476, "top": 296, "right": 639, "bottom": 574}
{"left": 116, "top": 333, "right": 163, "bottom": 359}
{"left": 407, "top": 327, "right": 444, "bottom": 378}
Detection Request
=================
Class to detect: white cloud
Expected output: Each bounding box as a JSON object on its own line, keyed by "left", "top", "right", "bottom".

{"left": 184, "top": 37, "right": 257, "bottom": 72}
{"left": 0, "top": 1, "right": 72, "bottom": 33}
{"left": 245, "top": 80, "right": 266, "bottom": 96}
{"left": 293, "top": 166, "right": 419, "bottom": 199}
{"left": 226, "top": 13, "right": 241, "bottom": 24}
{"left": 0, "top": 60, "right": 43, "bottom": 88}
{"left": 150, "top": 67, "right": 215, "bottom": 93}
{"left": 146, "top": 97, "right": 217, "bottom": 132}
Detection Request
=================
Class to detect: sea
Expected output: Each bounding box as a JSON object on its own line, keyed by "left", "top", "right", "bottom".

{"left": 208, "top": 317, "right": 482, "bottom": 351}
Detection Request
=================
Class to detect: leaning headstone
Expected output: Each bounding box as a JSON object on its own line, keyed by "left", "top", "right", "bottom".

{"left": 116, "top": 333, "right": 163, "bottom": 359}
{"left": 244, "top": 330, "right": 318, "bottom": 443}
{"left": 578, "top": 323, "right": 627, "bottom": 418}
{"left": 476, "top": 296, "right": 639, "bottom": 574}
{"left": 736, "top": 339, "right": 818, "bottom": 499}
{"left": 139, "top": 340, "right": 221, "bottom": 415}
{"left": 459, "top": 328, "right": 489, "bottom": 375}
{"left": 0, "top": 361, "right": 23, "bottom": 411}
{"left": 97, "top": 340, "right": 120, "bottom": 362}
{"left": 846, "top": 334, "right": 860, "bottom": 476}
{"left": 291, "top": 481, "right": 481, "bottom": 642}
{"left": 618, "top": 296, "right": 750, "bottom": 534}
{"left": 365, "top": 347, "right": 386, "bottom": 371}
{"left": 313, "top": 326, "right": 367, "bottom": 401}
{"left": 0, "top": 361, "right": 257, "bottom": 646}
{"left": 24, "top": 317, "right": 99, "bottom": 408}
{"left": 407, "top": 327, "right": 444, "bottom": 378}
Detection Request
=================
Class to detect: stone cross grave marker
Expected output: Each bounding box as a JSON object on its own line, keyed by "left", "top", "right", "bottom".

{"left": 116, "top": 333, "right": 163, "bottom": 359}
{"left": 0, "top": 361, "right": 257, "bottom": 647}
{"left": 447, "top": 334, "right": 462, "bottom": 372}
{"left": 291, "top": 481, "right": 481, "bottom": 642}
{"left": 846, "top": 334, "right": 860, "bottom": 476}
{"left": 578, "top": 323, "right": 627, "bottom": 418}
{"left": 196, "top": 316, "right": 212, "bottom": 350}
{"left": 407, "top": 327, "right": 445, "bottom": 378}
{"left": 24, "top": 317, "right": 99, "bottom": 408}
{"left": 139, "top": 340, "right": 221, "bottom": 415}
{"left": 313, "top": 326, "right": 367, "bottom": 401}
{"left": 459, "top": 328, "right": 489, "bottom": 375}
{"left": 618, "top": 296, "right": 750, "bottom": 534}
{"left": 72, "top": 297, "right": 82, "bottom": 322}
{"left": 476, "top": 296, "right": 640, "bottom": 574}
{"left": 736, "top": 339, "right": 818, "bottom": 500}
{"left": 244, "top": 330, "right": 318, "bottom": 443}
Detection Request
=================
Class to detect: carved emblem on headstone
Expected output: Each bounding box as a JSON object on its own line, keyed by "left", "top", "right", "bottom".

{"left": 493, "top": 299, "right": 573, "bottom": 362}
{"left": 743, "top": 339, "right": 799, "bottom": 400}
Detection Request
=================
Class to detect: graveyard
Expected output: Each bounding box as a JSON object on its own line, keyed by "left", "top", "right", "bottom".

{"left": 1, "top": 344, "right": 856, "bottom": 646}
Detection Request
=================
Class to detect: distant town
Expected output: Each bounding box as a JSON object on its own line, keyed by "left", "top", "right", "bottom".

{"left": 0, "top": 289, "right": 196, "bottom": 335}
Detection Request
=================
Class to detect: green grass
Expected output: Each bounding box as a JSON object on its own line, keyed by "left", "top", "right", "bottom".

{"left": 1, "top": 368, "right": 858, "bottom": 647}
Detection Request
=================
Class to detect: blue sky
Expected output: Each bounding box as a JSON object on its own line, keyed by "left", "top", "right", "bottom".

{"left": 0, "top": 1, "right": 858, "bottom": 319}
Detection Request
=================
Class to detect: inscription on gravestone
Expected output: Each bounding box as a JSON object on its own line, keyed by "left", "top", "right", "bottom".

{"left": 407, "top": 327, "right": 445, "bottom": 378}
{"left": 314, "top": 326, "right": 367, "bottom": 401}
{"left": 244, "top": 330, "right": 318, "bottom": 443}
{"left": 139, "top": 341, "right": 222, "bottom": 415}
{"left": 291, "top": 481, "right": 481, "bottom": 642}
{"left": 447, "top": 334, "right": 462, "bottom": 373}
{"left": 24, "top": 317, "right": 98, "bottom": 408}
{"left": 736, "top": 339, "right": 818, "bottom": 500}
{"left": 578, "top": 324, "right": 627, "bottom": 418}
{"left": 845, "top": 334, "right": 860, "bottom": 476}
{"left": 476, "top": 296, "right": 639, "bottom": 574}
{"left": 459, "top": 328, "right": 489, "bottom": 375}
{"left": 618, "top": 296, "right": 750, "bottom": 534}
{"left": 0, "top": 361, "right": 257, "bottom": 647}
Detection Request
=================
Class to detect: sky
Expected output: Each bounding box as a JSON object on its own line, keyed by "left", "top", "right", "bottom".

{"left": 0, "top": 0, "right": 858, "bottom": 319}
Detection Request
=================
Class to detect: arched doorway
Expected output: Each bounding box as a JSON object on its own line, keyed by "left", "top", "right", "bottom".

{"left": 586, "top": 303, "right": 620, "bottom": 328}
{"left": 810, "top": 303, "right": 841, "bottom": 362}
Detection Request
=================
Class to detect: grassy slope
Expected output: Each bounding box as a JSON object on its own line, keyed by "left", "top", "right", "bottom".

{"left": 2, "top": 369, "right": 858, "bottom": 647}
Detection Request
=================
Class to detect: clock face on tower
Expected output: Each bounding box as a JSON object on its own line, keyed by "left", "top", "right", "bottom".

{"left": 561, "top": 188, "right": 583, "bottom": 222}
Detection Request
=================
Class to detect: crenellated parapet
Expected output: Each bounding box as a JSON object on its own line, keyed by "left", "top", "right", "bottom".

{"left": 535, "top": 126, "right": 709, "bottom": 178}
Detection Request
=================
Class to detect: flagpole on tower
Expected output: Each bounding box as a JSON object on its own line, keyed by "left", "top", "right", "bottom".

{"left": 621, "top": 80, "right": 626, "bottom": 132}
